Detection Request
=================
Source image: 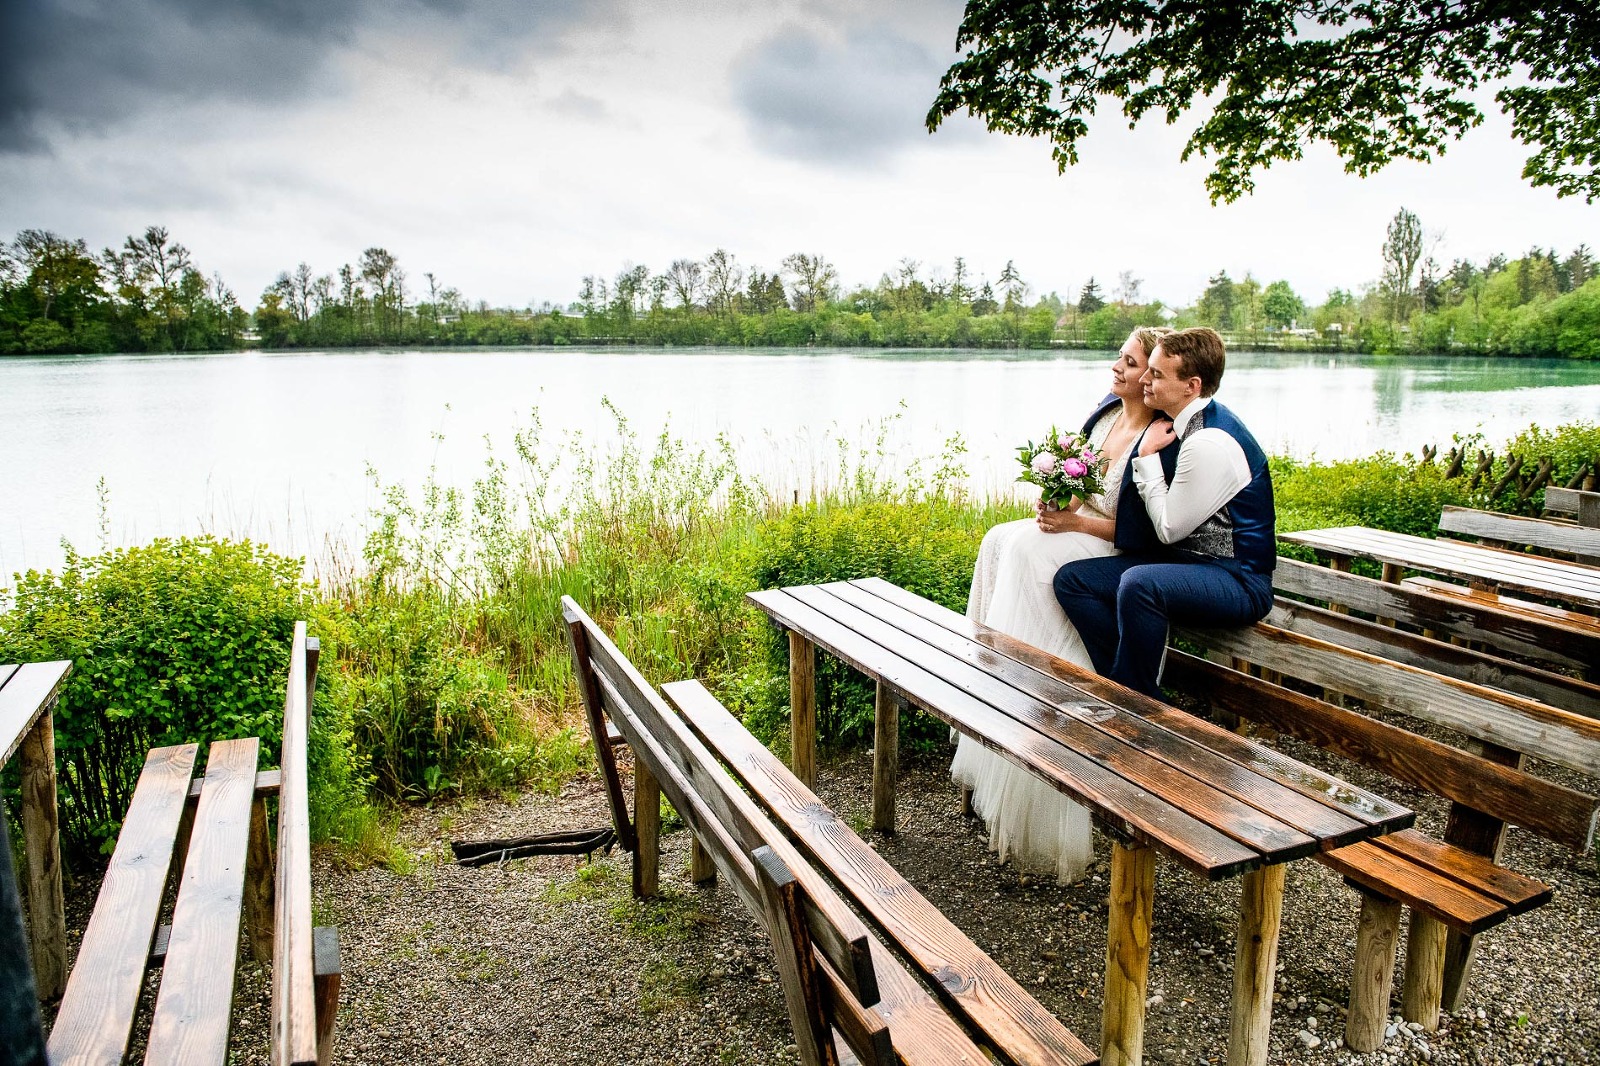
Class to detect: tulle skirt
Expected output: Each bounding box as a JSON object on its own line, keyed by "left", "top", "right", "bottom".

{"left": 952, "top": 517, "right": 1117, "bottom": 884}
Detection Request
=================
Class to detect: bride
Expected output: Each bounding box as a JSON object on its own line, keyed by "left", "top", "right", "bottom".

{"left": 953, "top": 326, "right": 1166, "bottom": 883}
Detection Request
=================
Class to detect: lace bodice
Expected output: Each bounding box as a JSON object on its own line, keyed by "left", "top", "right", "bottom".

{"left": 1080, "top": 405, "right": 1129, "bottom": 521}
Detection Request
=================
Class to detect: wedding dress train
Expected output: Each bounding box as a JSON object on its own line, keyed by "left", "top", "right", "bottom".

{"left": 951, "top": 408, "right": 1130, "bottom": 884}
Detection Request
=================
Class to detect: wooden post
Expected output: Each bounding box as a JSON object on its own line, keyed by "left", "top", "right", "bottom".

{"left": 17, "top": 709, "right": 67, "bottom": 1000}
{"left": 959, "top": 787, "right": 975, "bottom": 818}
{"left": 689, "top": 835, "right": 717, "bottom": 884}
{"left": 871, "top": 682, "right": 899, "bottom": 833}
{"left": 1376, "top": 563, "right": 1403, "bottom": 626}
{"left": 244, "top": 794, "right": 276, "bottom": 962}
{"left": 789, "top": 632, "right": 817, "bottom": 789}
{"left": 1101, "top": 841, "right": 1155, "bottom": 1066}
{"left": 312, "top": 925, "right": 342, "bottom": 1066}
{"left": 1401, "top": 913, "right": 1447, "bottom": 1030}
{"left": 1440, "top": 742, "right": 1520, "bottom": 1011}
{"left": 633, "top": 762, "right": 661, "bottom": 899}
{"left": 1325, "top": 555, "right": 1352, "bottom": 614}
{"left": 753, "top": 846, "right": 835, "bottom": 1066}
{"left": 1228, "top": 864, "right": 1287, "bottom": 1066}
{"left": 1346, "top": 891, "right": 1402, "bottom": 1052}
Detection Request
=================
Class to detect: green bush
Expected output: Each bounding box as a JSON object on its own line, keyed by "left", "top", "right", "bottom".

{"left": 0, "top": 537, "right": 320, "bottom": 860}
{"left": 738, "top": 498, "right": 997, "bottom": 753}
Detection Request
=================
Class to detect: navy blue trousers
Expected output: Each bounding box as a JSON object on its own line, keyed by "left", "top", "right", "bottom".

{"left": 1052, "top": 554, "right": 1272, "bottom": 698}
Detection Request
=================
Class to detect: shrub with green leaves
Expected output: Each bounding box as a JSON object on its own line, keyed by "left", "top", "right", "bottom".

{"left": 0, "top": 537, "right": 319, "bottom": 859}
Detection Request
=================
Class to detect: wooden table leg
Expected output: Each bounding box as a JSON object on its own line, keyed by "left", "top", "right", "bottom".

{"left": 690, "top": 835, "right": 717, "bottom": 884}
{"left": 872, "top": 682, "right": 899, "bottom": 833}
{"left": 1228, "top": 864, "right": 1287, "bottom": 1066}
{"left": 1325, "top": 555, "right": 1352, "bottom": 614}
{"left": 788, "top": 632, "right": 816, "bottom": 789}
{"left": 1102, "top": 841, "right": 1155, "bottom": 1066}
{"left": 1376, "top": 563, "right": 1403, "bottom": 626}
{"left": 633, "top": 762, "right": 661, "bottom": 899}
{"left": 1346, "top": 891, "right": 1402, "bottom": 1052}
{"left": 18, "top": 708, "right": 67, "bottom": 1000}
{"left": 1401, "top": 912, "right": 1447, "bottom": 1031}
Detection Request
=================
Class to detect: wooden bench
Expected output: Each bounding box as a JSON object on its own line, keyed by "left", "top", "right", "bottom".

{"left": 1274, "top": 556, "right": 1600, "bottom": 681}
{"left": 1439, "top": 504, "right": 1600, "bottom": 565}
{"left": 1, "top": 660, "right": 73, "bottom": 1004}
{"left": 44, "top": 623, "right": 341, "bottom": 1065}
{"left": 1169, "top": 618, "right": 1600, "bottom": 1052}
{"left": 562, "top": 596, "right": 1097, "bottom": 1066}
{"left": 1269, "top": 560, "right": 1600, "bottom": 715}
{"left": 1543, "top": 486, "right": 1600, "bottom": 528}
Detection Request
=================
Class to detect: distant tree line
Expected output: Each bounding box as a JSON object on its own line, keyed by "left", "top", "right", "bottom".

{"left": 3, "top": 215, "right": 1597, "bottom": 357}
{"left": 0, "top": 226, "right": 248, "bottom": 354}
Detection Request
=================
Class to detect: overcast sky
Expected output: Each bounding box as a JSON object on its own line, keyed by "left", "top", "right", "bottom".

{"left": 3, "top": 0, "right": 1595, "bottom": 312}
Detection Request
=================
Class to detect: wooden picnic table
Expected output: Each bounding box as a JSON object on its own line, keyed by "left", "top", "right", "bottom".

{"left": 748, "top": 578, "right": 1414, "bottom": 1066}
{"left": 1281, "top": 525, "right": 1600, "bottom": 613}
{"left": 1, "top": 660, "right": 72, "bottom": 1001}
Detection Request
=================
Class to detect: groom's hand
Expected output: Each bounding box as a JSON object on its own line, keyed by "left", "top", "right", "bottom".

{"left": 1139, "top": 419, "right": 1176, "bottom": 457}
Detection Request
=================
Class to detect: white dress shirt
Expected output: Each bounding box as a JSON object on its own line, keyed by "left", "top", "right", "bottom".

{"left": 1130, "top": 397, "right": 1252, "bottom": 545}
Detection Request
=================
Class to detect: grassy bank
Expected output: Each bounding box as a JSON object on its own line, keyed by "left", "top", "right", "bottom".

{"left": 4, "top": 414, "right": 1595, "bottom": 871}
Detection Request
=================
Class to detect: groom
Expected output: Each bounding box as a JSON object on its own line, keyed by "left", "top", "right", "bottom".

{"left": 1052, "top": 327, "right": 1275, "bottom": 698}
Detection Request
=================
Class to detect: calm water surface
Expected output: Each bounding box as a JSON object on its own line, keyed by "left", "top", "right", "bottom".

{"left": 5, "top": 346, "right": 1599, "bottom": 579}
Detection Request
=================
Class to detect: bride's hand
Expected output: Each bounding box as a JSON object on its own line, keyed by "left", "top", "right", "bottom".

{"left": 1035, "top": 500, "right": 1081, "bottom": 533}
{"left": 1139, "top": 419, "right": 1177, "bottom": 456}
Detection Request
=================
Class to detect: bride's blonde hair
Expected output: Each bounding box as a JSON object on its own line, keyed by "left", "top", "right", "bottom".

{"left": 1130, "top": 326, "right": 1171, "bottom": 362}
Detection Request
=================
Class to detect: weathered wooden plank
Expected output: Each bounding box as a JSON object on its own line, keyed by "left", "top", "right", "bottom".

{"left": 573, "top": 603, "right": 878, "bottom": 1002}
{"left": 1371, "top": 831, "right": 1550, "bottom": 913}
{"left": 245, "top": 795, "right": 275, "bottom": 963}
{"left": 790, "top": 583, "right": 1319, "bottom": 862}
{"left": 1266, "top": 598, "right": 1600, "bottom": 717}
{"left": 1403, "top": 576, "right": 1600, "bottom": 637}
{"left": 1543, "top": 487, "right": 1592, "bottom": 518}
{"left": 669, "top": 679, "right": 1098, "bottom": 1066}
{"left": 1173, "top": 620, "right": 1600, "bottom": 777}
{"left": 146, "top": 737, "right": 261, "bottom": 1063}
{"left": 272, "top": 623, "right": 319, "bottom": 1066}
{"left": 1275, "top": 558, "right": 1599, "bottom": 671}
{"left": 312, "top": 927, "right": 341, "bottom": 1066}
{"left": 562, "top": 601, "right": 638, "bottom": 853}
{"left": 47, "top": 744, "right": 198, "bottom": 1066}
{"left": 851, "top": 577, "right": 1412, "bottom": 834}
{"left": 1282, "top": 527, "right": 1600, "bottom": 609}
{"left": 1317, "top": 843, "right": 1507, "bottom": 934}
{"left": 747, "top": 587, "right": 1260, "bottom": 878}
{"left": 18, "top": 706, "right": 67, "bottom": 999}
{"left": 754, "top": 845, "right": 838, "bottom": 1066}
{"left": 634, "top": 760, "right": 661, "bottom": 899}
{"left": 0, "top": 660, "right": 70, "bottom": 765}
{"left": 1441, "top": 506, "right": 1600, "bottom": 557}
{"left": 1162, "top": 652, "right": 1598, "bottom": 853}
{"left": 188, "top": 768, "right": 282, "bottom": 800}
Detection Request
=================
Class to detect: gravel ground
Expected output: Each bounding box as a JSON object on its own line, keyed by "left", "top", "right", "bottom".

{"left": 47, "top": 740, "right": 1600, "bottom": 1065}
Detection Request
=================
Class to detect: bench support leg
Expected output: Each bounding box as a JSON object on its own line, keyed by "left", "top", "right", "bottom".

{"left": 1376, "top": 563, "right": 1403, "bottom": 626}
{"left": 789, "top": 633, "right": 816, "bottom": 789}
{"left": 871, "top": 682, "right": 899, "bottom": 833}
{"left": 1228, "top": 863, "right": 1286, "bottom": 1066}
{"left": 1346, "top": 891, "right": 1402, "bottom": 1052}
{"left": 18, "top": 709, "right": 67, "bottom": 1001}
{"left": 313, "top": 926, "right": 342, "bottom": 1066}
{"left": 245, "top": 794, "right": 276, "bottom": 963}
{"left": 690, "top": 835, "right": 717, "bottom": 885}
{"left": 633, "top": 762, "right": 661, "bottom": 899}
{"left": 1101, "top": 841, "right": 1154, "bottom": 1066}
{"left": 1401, "top": 912, "right": 1446, "bottom": 1031}
{"left": 1440, "top": 930, "right": 1478, "bottom": 1015}
{"left": 959, "top": 786, "right": 974, "bottom": 818}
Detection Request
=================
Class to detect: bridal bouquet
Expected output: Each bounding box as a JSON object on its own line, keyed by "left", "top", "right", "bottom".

{"left": 1016, "top": 428, "right": 1106, "bottom": 509}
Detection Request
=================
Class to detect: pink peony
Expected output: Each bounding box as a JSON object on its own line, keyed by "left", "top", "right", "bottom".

{"left": 1062, "top": 457, "right": 1088, "bottom": 478}
{"left": 1030, "top": 451, "right": 1057, "bottom": 476}
{"left": 1057, "top": 434, "right": 1074, "bottom": 450}
{"left": 1081, "top": 449, "right": 1096, "bottom": 464}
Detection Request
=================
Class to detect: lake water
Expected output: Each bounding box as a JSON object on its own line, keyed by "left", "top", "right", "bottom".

{"left": 5, "top": 346, "right": 1599, "bottom": 581}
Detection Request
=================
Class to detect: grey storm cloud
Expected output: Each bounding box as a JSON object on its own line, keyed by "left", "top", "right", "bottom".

{"left": 0, "top": 0, "right": 610, "bottom": 153}
{"left": 731, "top": 22, "right": 955, "bottom": 166}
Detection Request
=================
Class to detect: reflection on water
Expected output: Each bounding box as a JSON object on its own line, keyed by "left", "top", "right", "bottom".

{"left": 4, "top": 346, "right": 1598, "bottom": 578}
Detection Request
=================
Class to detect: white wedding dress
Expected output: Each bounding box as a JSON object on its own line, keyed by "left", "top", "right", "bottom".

{"left": 951, "top": 405, "right": 1131, "bottom": 883}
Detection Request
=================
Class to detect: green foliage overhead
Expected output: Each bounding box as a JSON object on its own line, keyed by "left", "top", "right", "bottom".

{"left": 929, "top": 1, "right": 1600, "bottom": 203}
